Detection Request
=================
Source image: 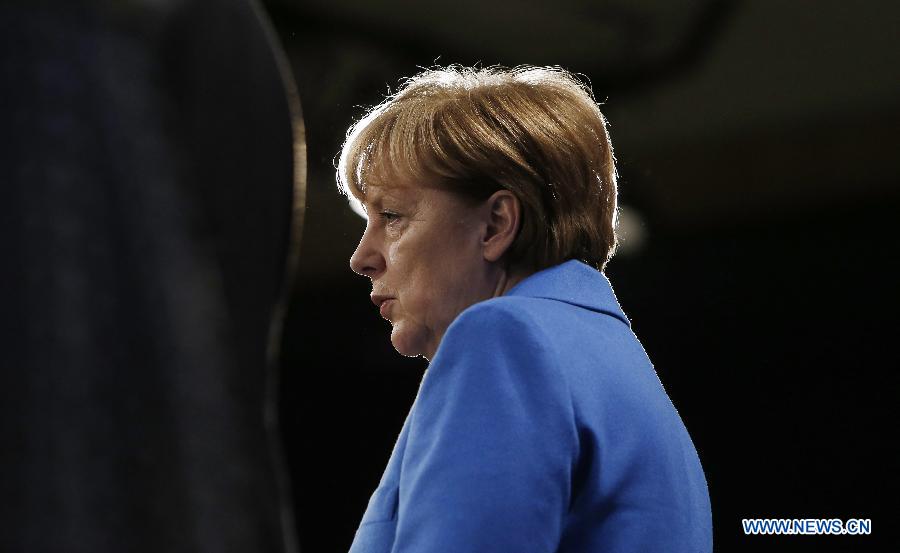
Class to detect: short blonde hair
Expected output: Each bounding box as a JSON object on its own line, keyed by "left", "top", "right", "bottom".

{"left": 337, "top": 65, "right": 618, "bottom": 271}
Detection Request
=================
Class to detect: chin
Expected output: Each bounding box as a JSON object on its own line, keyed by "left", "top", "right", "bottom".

{"left": 390, "top": 335, "right": 422, "bottom": 358}
{"left": 390, "top": 324, "right": 427, "bottom": 358}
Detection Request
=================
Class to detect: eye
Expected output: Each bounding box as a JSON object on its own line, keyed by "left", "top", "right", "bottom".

{"left": 380, "top": 210, "right": 401, "bottom": 223}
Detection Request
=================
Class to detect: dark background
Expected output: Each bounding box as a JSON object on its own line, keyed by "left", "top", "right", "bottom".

{"left": 266, "top": 0, "right": 899, "bottom": 552}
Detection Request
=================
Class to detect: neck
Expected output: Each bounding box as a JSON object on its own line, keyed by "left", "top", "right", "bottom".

{"left": 492, "top": 266, "right": 529, "bottom": 298}
{"left": 423, "top": 266, "right": 531, "bottom": 363}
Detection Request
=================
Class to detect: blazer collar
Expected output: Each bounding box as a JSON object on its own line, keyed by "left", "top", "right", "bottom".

{"left": 506, "top": 260, "right": 631, "bottom": 327}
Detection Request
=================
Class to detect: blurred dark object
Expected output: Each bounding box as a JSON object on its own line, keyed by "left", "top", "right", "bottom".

{"left": 0, "top": 1, "right": 305, "bottom": 552}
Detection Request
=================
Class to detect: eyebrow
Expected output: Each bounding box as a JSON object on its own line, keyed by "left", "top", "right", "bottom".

{"left": 360, "top": 192, "right": 383, "bottom": 212}
{"left": 364, "top": 186, "right": 418, "bottom": 210}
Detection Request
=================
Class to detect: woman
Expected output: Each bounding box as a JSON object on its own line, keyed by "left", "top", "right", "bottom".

{"left": 338, "top": 65, "right": 712, "bottom": 553}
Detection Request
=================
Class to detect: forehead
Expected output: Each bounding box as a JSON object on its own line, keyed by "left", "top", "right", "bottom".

{"left": 358, "top": 181, "right": 423, "bottom": 207}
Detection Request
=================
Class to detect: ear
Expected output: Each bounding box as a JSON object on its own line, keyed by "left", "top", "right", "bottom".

{"left": 481, "top": 190, "right": 521, "bottom": 263}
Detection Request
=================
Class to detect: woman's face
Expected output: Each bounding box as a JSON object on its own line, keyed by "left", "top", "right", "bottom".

{"left": 350, "top": 182, "right": 498, "bottom": 359}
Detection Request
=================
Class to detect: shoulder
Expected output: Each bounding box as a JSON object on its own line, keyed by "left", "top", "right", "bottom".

{"left": 438, "top": 296, "right": 550, "bottom": 355}
{"left": 429, "top": 296, "right": 564, "bottom": 386}
{"left": 417, "top": 296, "right": 575, "bottom": 432}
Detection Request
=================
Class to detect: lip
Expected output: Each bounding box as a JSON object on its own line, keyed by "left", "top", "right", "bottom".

{"left": 370, "top": 294, "right": 396, "bottom": 320}
{"left": 370, "top": 293, "right": 393, "bottom": 307}
{"left": 378, "top": 299, "right": 395, "bottom": 320}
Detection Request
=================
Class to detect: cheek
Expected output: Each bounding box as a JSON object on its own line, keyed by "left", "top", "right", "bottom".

{"left": 417, "top": 256, "right": 478, "bottom": 325}
{"left": 392, "top": 254, "right": 444, "bottom": 321}
{"left": 401, "top": 269, "right": 440, "bottom": 320}
{"left": 389, "top": 224, "right": 482, "bottom": 327}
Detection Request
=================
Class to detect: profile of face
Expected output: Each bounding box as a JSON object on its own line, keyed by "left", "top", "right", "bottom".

{"left": 350, "top": 180, "right": 521, "bottom": 360}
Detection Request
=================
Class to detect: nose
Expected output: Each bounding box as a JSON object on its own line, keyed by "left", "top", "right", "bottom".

{"left": 349, "top": 223, "right": 385, "bottom": 278}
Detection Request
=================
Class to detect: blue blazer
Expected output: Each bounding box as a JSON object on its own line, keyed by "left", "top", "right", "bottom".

{"left": 349, "top": 260, "right": 712, "bottom": 553}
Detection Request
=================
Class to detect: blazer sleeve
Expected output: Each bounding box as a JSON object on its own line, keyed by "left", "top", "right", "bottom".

{"left": 391, "top": 301, "right": 578, "bottom": 553}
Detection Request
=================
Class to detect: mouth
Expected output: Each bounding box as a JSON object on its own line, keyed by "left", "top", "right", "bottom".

{"left": 378, "top": 299, "right": 395, "bottom": 321}
{"left": 370, "top": 294, "right": 396, "bottom": 321}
